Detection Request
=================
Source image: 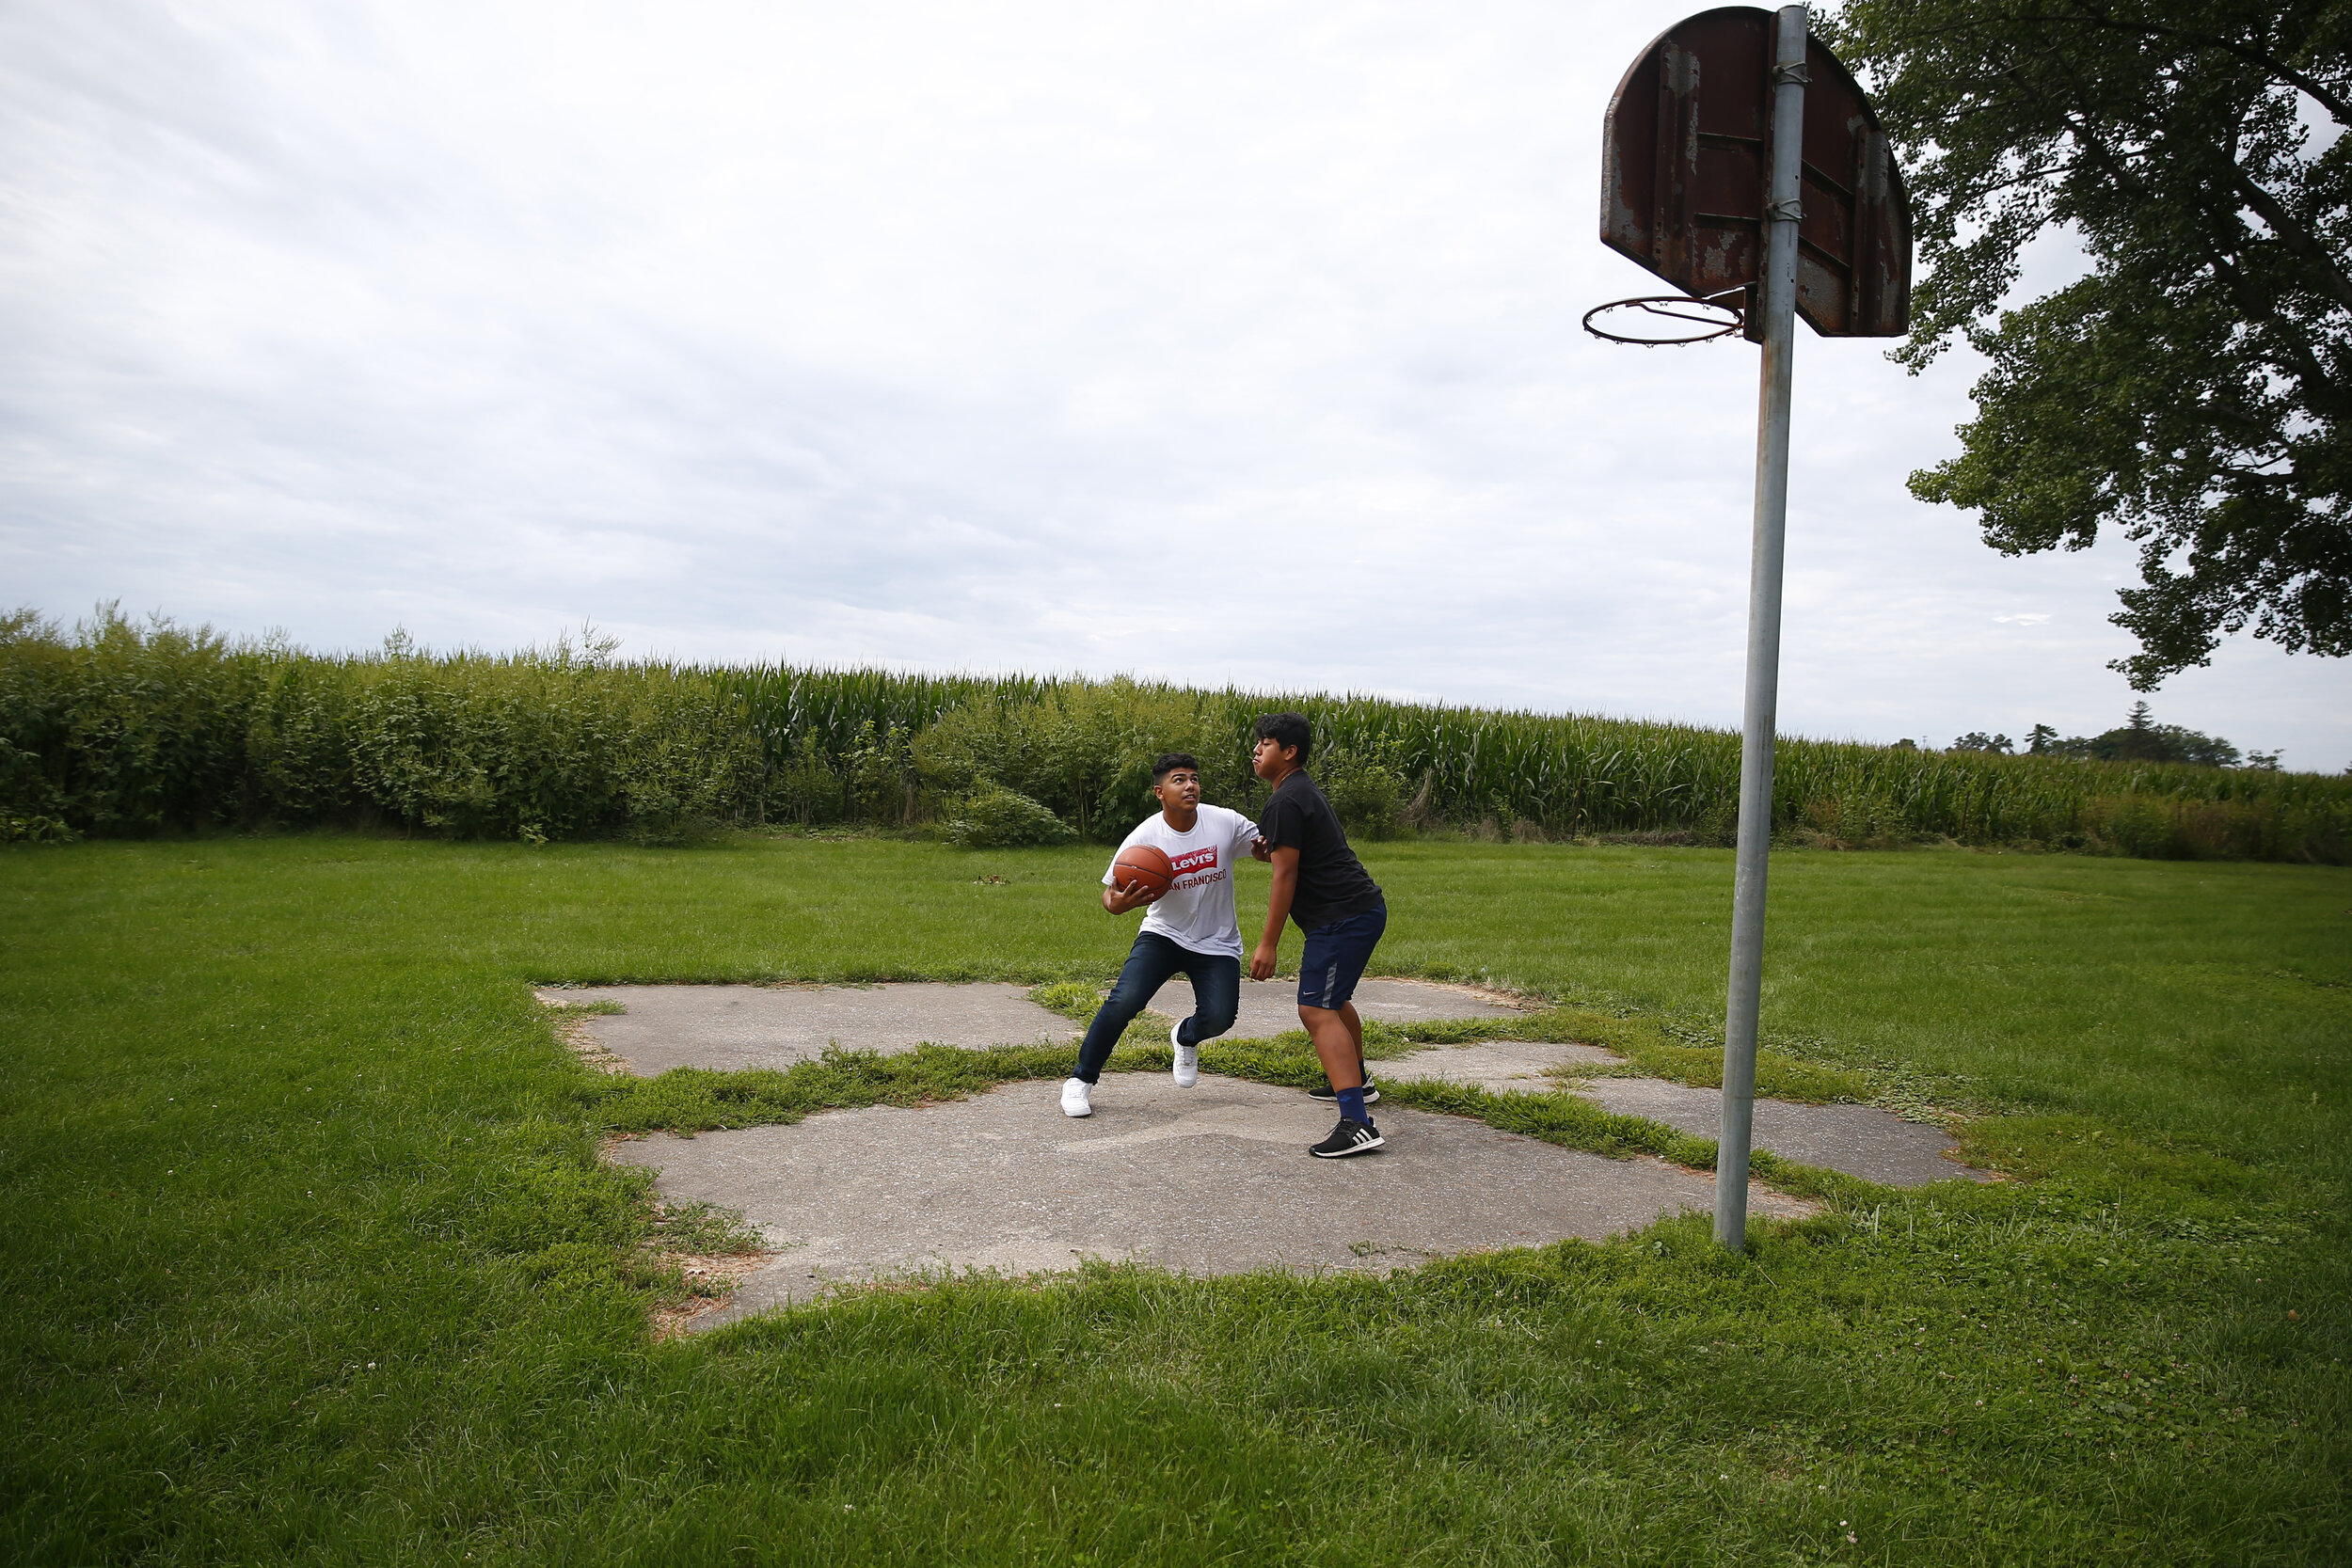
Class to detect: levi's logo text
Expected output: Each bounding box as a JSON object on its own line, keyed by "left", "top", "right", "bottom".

{"left": 1167, "top": 847, "right": 1220, "bottom": 879}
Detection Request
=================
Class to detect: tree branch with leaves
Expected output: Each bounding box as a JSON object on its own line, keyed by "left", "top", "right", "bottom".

{"left": 1828, "top": 0, "right": 2351, "bottom": 687}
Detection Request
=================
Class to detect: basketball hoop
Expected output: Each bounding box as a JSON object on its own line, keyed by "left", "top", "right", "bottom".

{"left": 1581, "top": 293, "right": 1744, "bottom": 346}
{"left": 1590, "top": 4, "right": 1915, "bottom": 1256}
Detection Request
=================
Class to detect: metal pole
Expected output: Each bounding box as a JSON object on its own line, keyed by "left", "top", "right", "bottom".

{"left": 1716, "top": 3, "right": 1808, "bottom": 1252}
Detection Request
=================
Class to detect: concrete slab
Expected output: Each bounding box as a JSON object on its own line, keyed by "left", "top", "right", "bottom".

{"left": 1372, "top": 1039, "right": 1625, "bottom": 1094}
{"left": 540, "top": 977, "right": 1529, "bottom": 1076}
{"left": 1569, "top": 1076, "right": 1991, "bottom": 1188}
{"left": 536, "top": 983, "right": 1077, "bottom": 1077}
{"left": 1374, "top": 1040, "right": 1985, "bottom": 1188}
{"left": 550, "top": 987, "right": 1980, "bottom": 1190}
{"left": 606, "top": 1073, "right": 1815, "bottom": 1329}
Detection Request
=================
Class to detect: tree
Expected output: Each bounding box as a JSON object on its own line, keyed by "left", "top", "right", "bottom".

{"left": 1829, "top": 0, "right": 2352, "bottom": 688}
{"left": 2034, "top": 701, "right": 2249, "bottom": 763}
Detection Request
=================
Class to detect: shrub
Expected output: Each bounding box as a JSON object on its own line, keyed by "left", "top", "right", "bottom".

{"left": 1316, "top": 747, "right": 1406, "bottom": 839}
{"left": 914, "top": 682, "right": 1247, "bottom": 840}
{"left": 767, "top": 733, "right": 846, "bottom": 825}
{"left": 838, "top": 721, "right": 918, "bottom": 826}
{"left": 944, "top": 785, "right": 1077, "bottom": 848}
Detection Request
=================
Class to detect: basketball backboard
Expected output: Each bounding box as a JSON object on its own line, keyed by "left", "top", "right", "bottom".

{"left": 1599, "top": 6, "right": 1910, "bottom": 337}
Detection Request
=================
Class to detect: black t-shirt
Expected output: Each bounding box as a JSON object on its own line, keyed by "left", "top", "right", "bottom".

{"left": 1261, "top": 770, "right": 1384, "bottom": 931}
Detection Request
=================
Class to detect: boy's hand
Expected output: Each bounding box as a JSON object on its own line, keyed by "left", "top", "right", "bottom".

{"left": 1248, "top": 940, "right": 1279, "bottom": 981}
{"left": 1104, "top": 879, "right": 1164, "bottom": 913}
{"left": 1249, "top": 838, "right": 1271, "bottom": 862}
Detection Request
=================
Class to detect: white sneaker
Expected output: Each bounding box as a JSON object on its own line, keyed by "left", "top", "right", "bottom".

{"left": 1060, "top": 1077, "right": 1092, "bottom": 1117}
{"left": 1170, "top": 1021, "right": 1199, "bottom": 1088}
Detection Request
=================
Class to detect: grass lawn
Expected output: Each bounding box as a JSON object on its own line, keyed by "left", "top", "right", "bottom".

{"left": 1, "top": 832, "right": 2344, "bottom": 1564}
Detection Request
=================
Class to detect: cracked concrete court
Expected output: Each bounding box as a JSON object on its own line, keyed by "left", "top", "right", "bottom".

{"left": 607, "top": 1074, "right": 1820, "bottom": 1329}
{"left": 1369, "top": 1040, "right": 1988, "bottom": 1189}
{"left": 537, "top": 977, "right": 1527, "bottom": 1076}
{"left": 557, "top": 981, "right": 1985, "bottom": 1324}
{"left": 548, "top": 981, "right": 1982, "bottom": 1189}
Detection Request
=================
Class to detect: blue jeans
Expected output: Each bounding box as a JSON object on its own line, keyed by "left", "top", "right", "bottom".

{"left": 1074, "top": 932, "right": 1241, "bottom": 1084}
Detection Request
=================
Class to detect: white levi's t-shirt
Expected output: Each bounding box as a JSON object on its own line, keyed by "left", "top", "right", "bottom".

{"left": 1102, "top": 803, "right": 1263, "bottom": 958}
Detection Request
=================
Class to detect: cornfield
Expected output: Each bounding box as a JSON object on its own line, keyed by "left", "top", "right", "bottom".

{"left": 5, "top": 608, "right": 2345, "bottom": 862}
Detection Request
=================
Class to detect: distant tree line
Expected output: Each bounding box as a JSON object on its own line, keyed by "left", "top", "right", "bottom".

{"left": 1946, "top": 703, "right": 2283, "bottom": 769}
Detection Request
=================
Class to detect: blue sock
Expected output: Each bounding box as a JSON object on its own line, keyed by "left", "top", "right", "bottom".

{"left": 1335, "top": 1085, "right": 1369, "bottom": 1125}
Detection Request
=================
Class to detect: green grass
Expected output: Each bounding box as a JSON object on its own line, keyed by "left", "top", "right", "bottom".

{"left": 2, "top": 833, "right": 2346, "bottom": 1563}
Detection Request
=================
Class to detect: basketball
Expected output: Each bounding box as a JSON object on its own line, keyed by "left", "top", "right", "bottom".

{"left": 1112, "top": 844, "right": 1175, "bottom": 896}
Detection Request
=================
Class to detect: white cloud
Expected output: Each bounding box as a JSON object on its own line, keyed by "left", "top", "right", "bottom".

{"left": 2, "top": 0, "right": 2344, "bottom": 768}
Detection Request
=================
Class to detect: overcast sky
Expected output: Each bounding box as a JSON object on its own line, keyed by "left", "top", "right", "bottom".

{"left": 3, "top": 1, "right": 2344, "bottom": 768}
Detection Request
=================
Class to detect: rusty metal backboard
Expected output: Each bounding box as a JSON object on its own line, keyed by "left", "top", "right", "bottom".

{"left": 1599, "top": 6, "right": 1911, "bottom": 337}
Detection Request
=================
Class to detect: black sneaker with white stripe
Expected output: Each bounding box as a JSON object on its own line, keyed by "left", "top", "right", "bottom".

{"left": 1309, "top": 1117, "right": 1385, "bottom": 1158}
{"left": 1308, "top": 1079, "right": 1379, "bottom": 1105}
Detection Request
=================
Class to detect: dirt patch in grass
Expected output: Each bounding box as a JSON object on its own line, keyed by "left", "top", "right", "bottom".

{"left": 542, "top": 996, "right": 631, "bottom": 1074}
{"left": 639, "top": 1197, "right": 774, "bottom": 1339}
{"left": 647, "top": 1250, "right": 782, "bottom": 1340}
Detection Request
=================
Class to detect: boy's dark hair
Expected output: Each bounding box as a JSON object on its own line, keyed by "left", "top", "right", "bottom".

{"left": 1152, "top": 752, "right": 1200, "bottom": 783}
{"left": 1252, "top": 712, "right": 1313, "bottom": 766}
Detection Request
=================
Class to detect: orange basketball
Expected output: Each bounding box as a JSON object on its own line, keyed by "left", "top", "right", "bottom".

{"left": 1112, "top": 843, "right": 1175, "bottom": 896}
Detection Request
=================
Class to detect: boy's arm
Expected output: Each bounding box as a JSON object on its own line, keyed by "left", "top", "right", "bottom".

{"left": 1250, "top": 846, "right": 1299, "bottom": 980}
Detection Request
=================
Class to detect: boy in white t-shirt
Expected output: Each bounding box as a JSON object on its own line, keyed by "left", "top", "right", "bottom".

{"left": 1059, "top": 752, "right": 1268, "bottom": 1117}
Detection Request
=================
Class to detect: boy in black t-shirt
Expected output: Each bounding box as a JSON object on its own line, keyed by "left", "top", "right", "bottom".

{"left": 1248, "top": 712, "right": 1389, "bottom": 1158}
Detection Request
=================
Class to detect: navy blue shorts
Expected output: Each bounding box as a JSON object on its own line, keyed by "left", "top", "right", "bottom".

{"left": 1296, "top": 903, "right": 1387, "bottom": 1010}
